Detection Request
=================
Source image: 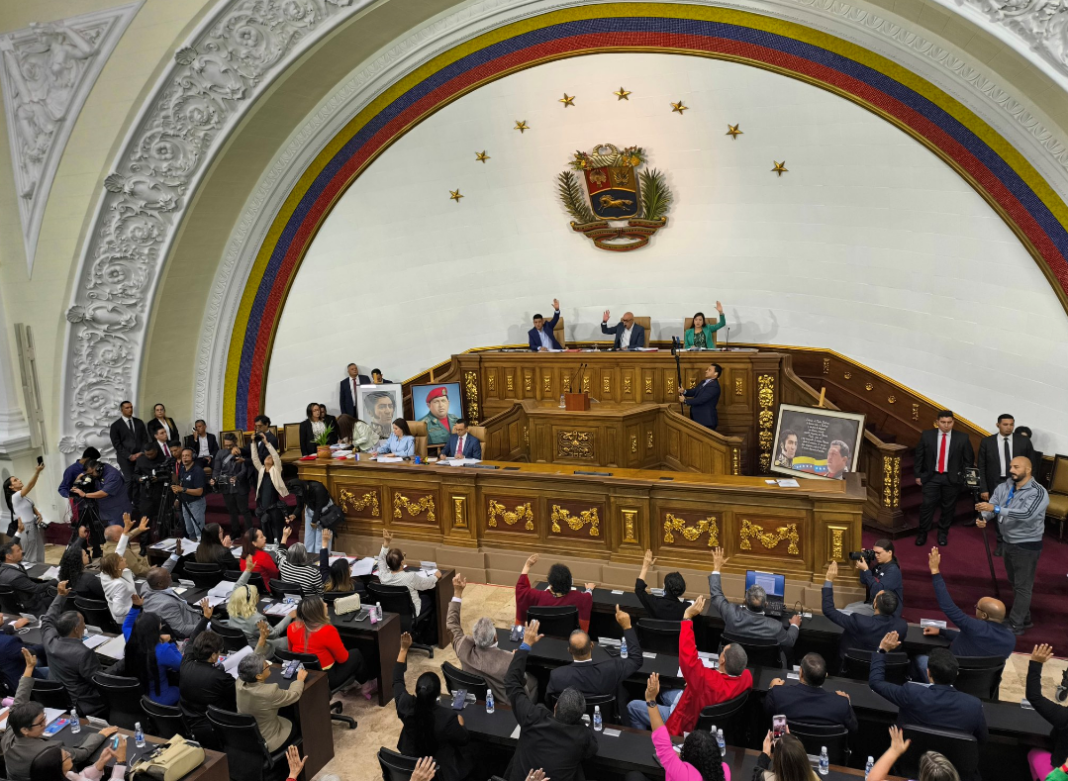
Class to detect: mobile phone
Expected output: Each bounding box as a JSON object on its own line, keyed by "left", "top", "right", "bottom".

{"left": 509, "top": 624, "right": 524, "bottom": 643}
{"left": 36, "top": 456, "right": 43, "bottom": 466}
{"left": 772, "top": 714, "right": 787, "bottom": 741}
{"left": 111, "top": 734, "right": 121, "bottom": 751}
{"left": 451, "top": 689, "right": 467, "bottom": 710}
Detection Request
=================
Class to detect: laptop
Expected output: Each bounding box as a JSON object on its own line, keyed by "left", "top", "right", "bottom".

{"left": 745, "top": 570, "right": 786, "bottom": 618}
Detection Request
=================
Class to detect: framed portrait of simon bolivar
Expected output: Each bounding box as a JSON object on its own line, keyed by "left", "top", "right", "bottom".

{"left": 358, "top": 383, "right": 402, "bottom": 441}
{"left": 770, "top": 404, "right": 866, "bottom": 480}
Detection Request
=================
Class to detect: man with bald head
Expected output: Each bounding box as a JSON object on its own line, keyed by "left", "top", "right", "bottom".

{"left": 601, "top": 309, "right": 645, "bottom": 350}
{"left": 914, "top": 546, "right": 1016, "bottom": 680}
{"left": 976, "top": 456, "right": 1050, "bottom": 635}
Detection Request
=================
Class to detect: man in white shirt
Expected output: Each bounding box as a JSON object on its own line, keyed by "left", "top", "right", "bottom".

{"left": 339, "top": 363, "right": 371, "bottom": 417}
{"left": 600, "top": 310, "right": 646, "bottom": 350}
{"left": 443, "top": 420, "right": 482, "bottom": 460}
{"left": 183, "top": 420, "right": 218, "bottom": 470}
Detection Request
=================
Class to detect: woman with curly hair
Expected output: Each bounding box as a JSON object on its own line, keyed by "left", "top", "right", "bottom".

{"left": 635, "top": 673, "right": 728, "bottom": 781}
{"left": 58, "top": 543, "right": 104, "bottom": 600}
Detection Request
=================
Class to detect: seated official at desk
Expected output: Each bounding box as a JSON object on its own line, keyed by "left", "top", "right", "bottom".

{"left": 1027, "top": 644, "right": 1068, "bottom": 778}
{"left": 679, "top": 364, "right": 722, "bottom": 431}
{"left": 870, "top": 632, "right": 987, "bottom": 742}
{"left": 515, "top": 554, "right": 594, "bottom": 632}
{"left": 181, "top": 609, "right": 252, "bottom": 747}
{"left": 764, "top": 653, "right": 857, "bottom": 735}
{"left": 104, "top": 514, "right": 151, "bottom": 576}
{"left": 684, "top": 304, "right": 726, "bottom": 349}
{"left": 710, "top": 548, "right": 799, "bottom": 648}
{"left": 600, "top": 310, "right": 645, "bottom": 350}
{"left": 0, "top": 539, "right": 57, "bottom": 615}
{"left": 528, "top": 299, "right": 561, "bottom": 352}
{"left": 635, "top": 549, "right": 688, "bottom": 620}
{"left": 236, "top": 652, "right": 306, "bottom": 753}
{"left": 379, "top": 529, "right": 441, "bottom": 640}
{"left": 376, "top": 418, "right": 415, "bottom": 458}
{"left": 846, "top": 540, "right": 903, "bottom": 618}
{"left": 822, "top": 562, "right": 907, "bottom": 660}
{"left": 143, "top": 555, "right": 206, "bottom": 640}
{"left": 59, "top": 542, "right": 104, "bottom": 601}
{"left": 442, "top": 419, "right": 481, "bottom": 460}
{"left": 123, "top": 593, "right": 184, "bottom": 706}
{"left": 288, "top": 595, "right": 369, "bottom": 690}
{"left": 41, "top": 585, "right": 106, "bottom": 718}
{"left": 30, "top": 741, "right": 127, "bottom": 781}
{"left": 225, "top": 567, "right": 293, "bottom": 654}
{"left": 279, "top": 533, "right": 331, "bottom": 597}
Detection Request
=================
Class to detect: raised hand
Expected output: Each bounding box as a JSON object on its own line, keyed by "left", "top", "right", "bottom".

{"left": 453, "top": 573, "right": 467, "bottom": 596}
{"left": 175, "top": 539, "right": 183, "bottom": 556}
{"left": 245, "top": 554, "right": 255, "bottom": 572}
{"left": 257, "top": 620, "right": 270, "bottom": 641}
{"left": 712, "top": 547, "right": 725, "bottom": 572}
{"left": 524, "top": 771, "right": 548, "bottom": 781}
{"left": 523, "top": 619, "right": 544, "bottom": 647}
{"left": 887, "top": 725, "right": 911, "bottom": 756}
{"left": 684, "top": 594, "right": 706, "bottom": 621}
{"left": 123, "top": 513, "right": 134, "bottom": 534}
{"left": 21, "top": 647, "right": 37, "bottom": 672}
{"left": 645, "top": 671, "right": 660, "bottom": 702}
{"left": 56, "top": 580, "right": 70, "bottom": 597}
{"left": 1032, "top": 643, "right": 1055, "bottom": 664}
{"left": 281, "top": 526, "right": 292, "bottom": 544}
{"left": 879, "top": 631, "right": 901, "bottom": 652}
{"left": 642, "top": 549, "right": 656, "bottom": 567}
{"left": 928, "top": 547, "right": 941, "bottom": 575}
{"left": 825, "top": 561, "right": 838, "bottom": 582}
{"left": 135, "top": 516, "right": 150, "bottom": 537}
{"left": 200, "top": 598, "right": 213, "bottom": 621}
{"left": 602, "top": 310, "right": 611, "bottom": 323}
{"left": 715, "top": 301, "right": 724, "bottom": 314}
{"left": 383, "top": 528, "right": 394, "bottom": 546}
{"left": 131, "top": 592, "right": 144, "bottom": 607}
{"left": 552, "top": 298, "right": 559, "bottom": 310}
{"left": 400, "top": 632, "right": 413, "bottom": 652}
{"left": 285, "top": 746, "right": 307, "bottom": 780}
{"left": 411, "top": 757, "right": 439, "bottom": 781}
{"left": 614, "top": 604, "right": 631, "bottom": 630}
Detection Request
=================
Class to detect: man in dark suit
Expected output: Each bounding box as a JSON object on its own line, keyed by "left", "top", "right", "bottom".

{"left": 635, "top": 549, "right": 688, "bottom": 620}
{"left": 317, "top": 402, "right": 338, "bottom": 434}
{"left": 184, "top": 420, "right": 218, "bottom": 470}
{"left": 41, "top": 584, "right": 106, "bottom": 717}
{"left": 442, "top": 420, "right": 482, "bottom": 460}
{"left": 822, "top": 561, "right": 907, "bottom": 659}
{"left": 765, "top": 652, "right": 858, "bottom": 734}
{"left": 546, "top": 605, "right": 643, "bottom": 725}
{"left": 528, "top": 299, "right": 561, "bottom": 352}
{"left": 870, "top": 632, "right": 987, "bottom": 742}
{"left": 339, "top": 363, "right": 371, "bottom": 417}
{"left": 709, "top": 547, "right": 801, "bottom": 649}
{"left": 914, "top": 410, "right": 975, "bottom": 547}
{"left": 1016, "top": 426, "right": 1044, "bottom": 482}
{"left": 109, "top": 400, "right": 147, "bottom": 501}
{"left": 679, "top": 363, "right": 722, "bottom": 430}
{"left": 506, "top": 620, "right": 598, "bottom": 781}
{"left": 600, "top": 310, "right": 645, "bottom": 350}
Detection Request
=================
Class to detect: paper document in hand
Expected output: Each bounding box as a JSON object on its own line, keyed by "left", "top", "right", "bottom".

{"left": 209, "top": 581, "right": 237, "bottom": 598}
{"left": 221, "top": 645, "right": 255, "bottom": 678}
{"left": 351, "top": 557, "right": 376, "bottom": 577}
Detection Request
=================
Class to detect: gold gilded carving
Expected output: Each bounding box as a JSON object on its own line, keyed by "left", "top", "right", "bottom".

{"left": 543, "top": 374, "right": 552, "bottom": 393}
{"left": 393, "top": 494, "right": 436, "bottom": 523}
{"left": 523, "top": 426, "right": 529, "bottom": 447}
{"left": 644, "top": 376, "right": 653, "bottom": 395}
{"left": 582, "top": 374, "right": 591, "bottom": 393}
{"left": 831, "top": 528, "right": 844, "bottom": 560}
{"left": 557, "top": 430, "right": 594, "bottom": 460}
{"left": 888, "top": 395, "right": 897, "bottom": 404}
{"left": 487, "top": 373, "right": 496, "bottom": 394}
{"left": 630, "top": 434, "right": 637, "bottom": 454}
{"left": 688, "top": 377, "right": 697, "bottom": 389}
{"left": 732, "top": 448, "right": 741, "bottom": 476}
{"left": 822, "top": 358, "right": 830, "bottom": 375}
{"left": 551, "top": 505, "right": 600, "bottom": 536}
{"left": 602, "top": 376, "right": 610, "bottom": 394}
{"left": 452, "top": 496, "right": 467, "bottom": 528}
{"left": 757, "top": 374, "right": 775, "bottom": 473}
{"left": 663, "top": 513, "right": 718, "bottom": 547}
{"left": 622, "top": 509, "right": 638, "bottom": 544}
{"left": 623, "top": 375, "right": 632, "bottom": 393}
{"left": 506, "top": 373, "right": 514, "bottom": 392}
{"left": 911, "top": 403, "right": 919, "bottom": 421}
{"left": 339, "top": 489, "right": 379, "bottom": 517}
{"left": 865, "top": 382, "right": 874, "bottom": 391}
{"left": 488, "top": 500, "right": 534, "bottom": 530}
{"left": 844, "top": 372, "right": 852, "bottom": 380}
{"left": 739, "top": 518, "right": 799, "bottom": 555}
{"left": 883, "top": 456, "right": 901, "bottom": 508}
{"left": 734, "top": 376, "right": 743, "bottom": 396}
{"left": 463, "top": 371, "right": 479, "bottom": 423}
{"left": 647, "top": 431, "right": 654, "bottom": 450}
{"left": 666, "top": 376, "right": 674, "bottom": 395}
{"left": 524, "top": 372, "right": 532, "bottom": 392}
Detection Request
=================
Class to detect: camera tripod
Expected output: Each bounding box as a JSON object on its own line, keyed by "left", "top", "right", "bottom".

{"left": 70, "top": 496, "right": 104, "bottom": 558}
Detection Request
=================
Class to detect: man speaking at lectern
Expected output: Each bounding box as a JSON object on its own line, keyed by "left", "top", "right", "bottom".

{"left": 679, "top": 363, "right": 722, "bottom": 431}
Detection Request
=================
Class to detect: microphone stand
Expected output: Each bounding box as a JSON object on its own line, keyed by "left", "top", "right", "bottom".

{"left": 966, "top": 468, "right": 1000, "bottom": 598}
{"left": 671, "top": 337, "right": 684, "bottom": 414}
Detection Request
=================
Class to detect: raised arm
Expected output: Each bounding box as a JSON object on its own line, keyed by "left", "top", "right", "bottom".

{"left": 868, "top": 633, "right": 907, "bottom": 707}
{"left": 20, "top": 462, "right": 44, "bottom": 498}
{"left": 929, "top": 550, "right": 968, "bottom": 628}
{"left": 707, "top": 548, "right": 731, "bottom": 619}
{"left": 447, "top": 575, "right": 466, "bottom": 645}
{"left": 677, "top": 596, "right": 706, "bottom": 680}
{"left": 1026, "top": 645, "right": 1068, "bottom": 731}
{"left": 250, "top": 439, "right": 264, "bottom": 471}
{"left": 821, "top": 563, "right": 851, "bottom": 630}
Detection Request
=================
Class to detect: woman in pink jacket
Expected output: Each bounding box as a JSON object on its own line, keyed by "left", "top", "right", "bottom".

{"left": 640, "top": 672, "right": 729, "bottom": 781}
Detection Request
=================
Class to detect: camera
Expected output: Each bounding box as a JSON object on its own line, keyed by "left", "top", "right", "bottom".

{"left": 849, "top": 549, "right": 876, "bottom": 565}
{"left": 1057, "top": 667, "right": 1068, "bottom": 703}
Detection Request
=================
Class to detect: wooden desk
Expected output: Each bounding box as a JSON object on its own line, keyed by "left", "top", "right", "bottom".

{"left": 263, "top": 665, "right": 333, "bottom": 778}
{"left": 50, "top": 724, "right": 228, "bottom": 781}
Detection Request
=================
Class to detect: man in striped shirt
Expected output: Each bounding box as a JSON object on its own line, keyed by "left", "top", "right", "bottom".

{"left": 976, "top": 456, "right": 1050, "bottom": 635}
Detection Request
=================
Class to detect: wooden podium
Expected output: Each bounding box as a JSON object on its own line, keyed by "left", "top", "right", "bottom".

{"left": 564, "top": 392, "right": 590, "bottom": 411}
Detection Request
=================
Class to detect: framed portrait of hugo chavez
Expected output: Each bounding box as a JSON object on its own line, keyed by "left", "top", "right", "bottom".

{"left": 412, "top": 382, "right": 462, "bottom": 445}
{"left": 358, "top": 383, "right": 402, "bottom": 441}
{"left": 770, "top": 404, "right": 866, "bottom": 480}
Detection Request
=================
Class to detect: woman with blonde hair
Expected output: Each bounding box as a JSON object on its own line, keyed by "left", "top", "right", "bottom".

{"left": 223, "top": 558, "right": 294, "bottom": 654}
{"left": 100, "top": 551, "right": 136, "bottom": 623}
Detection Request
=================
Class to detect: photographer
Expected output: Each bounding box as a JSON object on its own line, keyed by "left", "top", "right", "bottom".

{"left": 70, "top": 459, "right": 130, "bottom": 527}
{"left": 172, "top": 448, "right": 207, "bottom": 539}
{"left": 136, "top": 430, "right": 176, "bottom": 539}
{"left": 843, "top": 539, "right": 903, "bottom": 618}
{"left": 211, "top": 434, "right": 254, "bottom": 539}
{"left": 57, "top": 447, "right": 100, "bottom": 500}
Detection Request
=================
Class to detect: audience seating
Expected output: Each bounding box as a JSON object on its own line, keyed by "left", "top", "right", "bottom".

{"left": 899, "top": 724, "right": 979, "bottom": 781}
{"left": 441, "top": 661, "right": 489, "bottom": 702}
{"left": 206, "top": 705, "right": 297, "bottom": 781}
{"left": 1046, "top": 454, "right": 1068, "bottom": 539}
{"left": 720, "top": 632, "right": 785, "bottom": 669}
{"left": 526, "top": 605, "right": 579, "bottom": 638}
{"left": 141, "top": 696, "right": 188, "bottom": 739}
{"left": 636, "top": 618, "right": 682, "bottom": 654}
{"left": 695, "top": 690, "right": 749, "bottom": 746}
{"left": 367, "top": 582, "right": 434, "bottom": 657}
{"left": 75, "top": 597, "right": 120, "bottom": 634}
{"left": 268, "top": 579, "right": 304, "bottom": 598}
{"left": 212, "top": 623, "right": 251, "bottom": 652}
{"left": 788, "top": 719, "right": 851, "bottom": 766}
{"left": 954, "top": 655, "right": 1006, "bottom": 701}
{"left": 548, "top": 691, "right": 617, "bottom": 725}
{"left": 378, "top": 747, "right": 420, "bottom": 781}
{"left": 0, "top": 585, "right": 26, "bottom": 614}
{"left": 275, "top": 650, "right": 357, "bottom": 730}
{"left": 92, "top": 672, "right": 142, "bottom": 729}
{"left": 30, "top": 679, "right": 72, "bottom": 711}
{"left": 183, "top": 562, "right": 224, "bottom": 590}
{"left": 841, "top": 649, "right": 909, "bottom": 684}
{"left": 224, "top": 569, "right": 266, "bottom": 593}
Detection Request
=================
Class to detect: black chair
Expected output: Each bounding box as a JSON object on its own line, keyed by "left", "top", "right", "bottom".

{"left": 841, "top": 649, "right": 909, "bottom": 684}
{"left": 367, "top": 582, "right": 434, "bottom": 657}
{"left": 141, "top": 696, "right": 187, "bottom": 739}
{"left": 548, "top": 691, "right": 617, "bottom": 725}
{"left": 788, "top": 719, "right": 851, "bottom": 766}
{"left": 378, "top": 747, "right": 419, "bottom": 781}
{"left": 721, "top": 632, "right": 785, "bottom": 669}
{"left": 73, "top": 597, "right": 120, "bottom": 634}
{"left": 526, "top": 605, "right": 579, "bottom": 638}
{"left": 212, "top": 623, "right": 251, "bottom": 652}
{"left": 224, "top": 569, "right": 266, "bottom": 593}
{"left": 899, "top": 724, "right": 979, "bottom": 781}
{"left": 636, "top": 618, "right": 682, "bottom": 654}
{"left": 92, "top": 673, "right": 142, "bottom": 729}
{"left": 206, "top": 705, "right": 297, "bottom": 781}
{"left": 0, "top": 585, "right": 25, "bottom": 614}
{"left": 268, "top": 579, "right": 304, "bottom": 599}
{"left": 695, "top": 690, "right": 749, "bottom": 746}
{"left": 954, "top": 655, "right": 1006, "bottom": 701}
{"left": 183, "top": 562, "right": 224, "bottom": 590}
{"left": 275, "top": 650, "right": 357, "bottom": 730}
{"left": 30, "top": 679, "right": 72, "bottom": 711}
{"left": 441, "top": 661, "right": 490, "bottom": 702}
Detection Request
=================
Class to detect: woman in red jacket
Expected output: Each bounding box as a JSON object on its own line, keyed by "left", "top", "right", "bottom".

{"left": 287, "top": 595, "right": 368, "bottom": 689}
{"left": 239, "top": 527, "right": 280, "bottom": 591}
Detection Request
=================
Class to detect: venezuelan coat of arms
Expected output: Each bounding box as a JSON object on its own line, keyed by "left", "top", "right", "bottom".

{"left": 557, "top": 143, "right": 672, "bottom": 251}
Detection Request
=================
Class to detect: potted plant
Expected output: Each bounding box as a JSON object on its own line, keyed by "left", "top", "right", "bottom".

{"left": 314, "top": 425, "right": 335, "bottom": 460}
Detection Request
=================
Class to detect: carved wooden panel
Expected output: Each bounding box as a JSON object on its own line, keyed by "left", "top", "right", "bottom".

{"left": 556, "top": 430, "right": 594, "bottom": 460}
{"left": 660, "top": 508, "right": 720, "bottom": 550}
{"left": 550, "top": 500, "right": 603, "bottom": 538}
{"left": 391, "top": 489, "right": 437, "bottom": 525}
{"left": 738, "top": 516, "right": 802, "bottom": 557}
{"left": 338, "top": 487, "right": 381, "bottom": 520}
{"left": 484, "top": 495, "right": 536, "bottom": 534}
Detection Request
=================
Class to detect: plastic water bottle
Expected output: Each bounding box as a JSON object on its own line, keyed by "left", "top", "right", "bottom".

{"left": 486, "top": 690, "right": 494, "bottom": 714}
{"left": 375, "top": 602, "right": 383, "bottom": 621}
{"left": 369, "top": 604, "right": 378, "bottom": 625}
{"left": 716, "top": 728, "right": 726, "bottom": 757}
{"left": 708, "top": 722, "right": 717, "bottom": 735}
{"left": 620, "top": 637, "right": 628, "bottom": 659}
{"left": 593, "top": 705, "right": 603, "bottom": 732}
{"left": 559, "top": 395, "right": 565, "bottom": 408}
{"left": 818, "top": 747, "right": 829, "bottom": 776}
{"left": 69, "top": 713, "right": 80, "bottom": 735}
{"left": 134, "top": 722, "right": 146, "bottom": 748}
{"left": 865, "top": 756, "right": 875, "bottom": 780}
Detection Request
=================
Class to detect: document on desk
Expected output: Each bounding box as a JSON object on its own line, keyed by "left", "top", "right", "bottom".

{"left": 221, "top": 645, "right": 255, "bottom": 678}
{"left": 919, "top": 618, "right": 948, "bottom": 628}
{"left": 82, "top": 634, "right": 109, "bottom": 650}
{"left": 351, "top": 557, "right": 376, "bottom": 577}
{"left": 510, "top": 725, "right": 522, "bottom": 739}
{"left": 265, "top": 602, "right": 292, "bottom": 617}
{"left": 96, "top": 635, "right": 127, "bottom": 659}
{"left": 446, "top": 459, "right": 481, "bottom": 466}
{"left": 775, "top": 479, "right": 800, "bottom": 487}
{"left": 209, "top": 581, "right": 237, "bottom": 598}
{"left": 376, "top": 456, "right": 404, "bottom": 463}
{"left": 41, "top": 566, "right": 60, "bottom": 580}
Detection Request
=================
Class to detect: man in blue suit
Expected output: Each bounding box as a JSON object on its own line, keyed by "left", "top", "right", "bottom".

{"left": 764, "top": 652, "right": 858, "bottom": 734}
{"left": 822, "top": 561, "right": 907, "bottom": 659}
{"left": 442, "top": 420, "right": 482, "bottom": 460}
{"left": 339, "top": 363, "right": 371, "bottom": 417}
{"left": 528, "top": 299, "right": 561, "bottom": 351}
{"left": 870, "top": 632, "right": 988, "bottom": 742}
{"left": 600, "top": 310, "right": 645, "bottom": 350}
{"left": 679, "top": 363, "right": 722, "bottom": 430}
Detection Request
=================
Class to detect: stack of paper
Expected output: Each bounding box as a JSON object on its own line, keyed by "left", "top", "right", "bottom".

{"left": 352, "top": 557, "right": 376, "bottom": 577}
{"left": 264, "top": 603, "right": 292, "bottom": 617}
{"left": 82, "top": 634, "right": 109, "bottom": 650}
{"left": 96, "top": 635, "right": 127, "bottom": 660}
{"left": 209, "top": 581, "right": 237, "bottom": 599}
{"left": 376, "top": 456, "right": 404, "bottom": 463}
{"left": 41, "top": 566, "right": 60, "bottom": 580}
{"left": 220, "top": 645, "right": 255, "bottom": 678}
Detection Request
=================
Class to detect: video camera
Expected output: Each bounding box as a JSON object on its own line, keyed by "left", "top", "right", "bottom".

{"left": 137, "top": 459, "right": 175, "bottom": 486}
{"left": 72, "top": 473, "right": 95, "bottom": 492}
{"left": 849, "top": 548, "right": 877, "bottom": 566}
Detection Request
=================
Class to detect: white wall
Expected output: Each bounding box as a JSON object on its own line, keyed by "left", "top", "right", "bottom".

{"left": 264, "top": 53, "right": 1068, "bottom": 452}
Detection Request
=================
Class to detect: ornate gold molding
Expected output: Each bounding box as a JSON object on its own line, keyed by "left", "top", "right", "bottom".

{"left": 663, "top": 512, "right": 718, "bottom": 547}
{"left": 623, "top": 375, "right": 632, "bottom": 394}
{"left": 524, "top": 371, "right": 532, "bottom": 392}
{"left": 830, "top": 527, "right": 845, "bottom": 560}
{"left": 339, "top": 488, "right": 379, "bottom": 517}
{"left": 557, "top": 430, "right": 594, "bottom": 460}
{"left": 822, "top": 358, "right": 830, "bottom": 375}
{"left": 666, "top": 376, "right": 674, "bottom": 396}
{"left": 911, "top": 403, "right": 920, "bottom": 421}
{"left": 734, "top": 376, "right": 743, "bottom": 396}
{"left": 487, "top": 372, "right": 496, "bottom": 394}
{"left": 602, "top": 375, "right": 610, "bottom": 394}
{"left": 488, "top": 499, "right": 534, "bottom": 530}
{"left": 452, "top": 495, "right": 468, "bottom": 528}
{"left": 581, "top": 374, "right": 591, "bottom": 393}
{"left": 463, "top": 370, "right": 479, "bottom": 423}
{"left": 506, "top": 373, "right": 514, "bottom": 392}
{"left": 551, "top": 504, "right": 600, "bottom": 536}
{"left": 646, "top": 430, "right": 654, "bottom": 450}
{"left": 621, "top": 509, "right": 638, "bottom": 544}
{"left": 644, "top": 376, "right": 653, "bottom": 395}
{"left": 757, "top": 374, "right": 775, "bottom": 473}
{"left": 731, "top": 447, "right": 741, "bottom": 476}
{"left": 883, "top": 455, "right": 901, "bottom": 508}
{"left": 543, "top": 374, "right": 552, "bottom": 393}
{"left": 739, "top": 518, "right": 799, "bottom": 554}
{"left": 393, "top": 493, "right": 436, "bottom": 523}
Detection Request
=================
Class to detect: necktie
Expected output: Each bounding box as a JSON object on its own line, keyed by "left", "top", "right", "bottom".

{"left": 127, "top": 418, "right": 133, "bottom": 432}
{"left": 163, "top": 443, "right": 170, "bottom": 458}
{"left": 458, "top": 436, "right": 465, "bottom": 456}
{"left": 1003, "top": 437, "right": 1011, "bottom": 476}
{"left": 937, "top": 433, "right": 947, "bottom": 473}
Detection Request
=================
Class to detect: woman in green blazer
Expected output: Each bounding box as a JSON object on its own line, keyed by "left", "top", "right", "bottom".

{"left": 683, "top": 302, "right": 726, "bottom": 348}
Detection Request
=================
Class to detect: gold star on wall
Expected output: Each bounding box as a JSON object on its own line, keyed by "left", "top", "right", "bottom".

{"left": 614, "top": 87, "right": 631, "bottom": 100}
{"left": 514, "top": 120, "right": 529, "bottom": 133}
{"left": 670, "top": 100, "right": 688, "bottom": 115}
{"left": 475, "top": 151, "right": 489, "bottom": 163}
{"left": 559, "top": 93, "right": 576, "bottom": 107}
{"left": 726, "top": 124, "right": 743, "bottom": 139}
{"left": 450, "top": 189, "right": 464, "bottom": 202}
{"left": 771, "top": 161, "right": 788, "bottom": 177}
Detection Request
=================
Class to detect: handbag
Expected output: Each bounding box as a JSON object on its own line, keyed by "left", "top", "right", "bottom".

{"left": 318, "top": 503, "right": 344, "bottom": 530}
{"left": 129, "top": 734, "right": 205, "bottom": 781}
{"left": 333, "top": 592, "right": 361, "bottom": 614}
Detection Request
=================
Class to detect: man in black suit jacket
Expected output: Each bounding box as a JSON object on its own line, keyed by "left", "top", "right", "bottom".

{"left": 109, "top": 400, "right": 148, "bottom": 501}
{"left": 506, "top": 620, "right": 598, "bottom": 781}
{"left": 184, "top": 420, "right": 219, "bottom": 470}
{"left": 870, "top": 631, "right": 987, "bottom": 742}
{"left": 679, "top": 363, "right": 722, "bottom": 431}
{"left": 600, "top": 310, "right": 646, "bottom": 350}
{"left": 765, "top": 652, "right": 858, "bottom": 734}
{"left": 913, "top": 410, "right": 975, "bottom": 547}
{"left": 822, "top": 562, "right": 907, "bottom": 659}
{"left": 339, "top": 363, "right": 371, "bottom": 417}
{"left": 528, "top": 300, "right": 562, "bottom": 352}
{"left": 635, "top": 549, "right": 688, "bottom": 620}
{"left": 546, "top": 606, "right": 643, "bottom": 725}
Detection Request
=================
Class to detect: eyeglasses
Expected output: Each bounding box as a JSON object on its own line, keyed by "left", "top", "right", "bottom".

{"left": 31, "top": 717, "right": 46, "bottom": 728}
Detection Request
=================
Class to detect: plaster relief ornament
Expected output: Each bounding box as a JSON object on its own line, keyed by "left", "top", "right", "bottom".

{"left": 556, "top": 143, "right": 672, "bottom": 251}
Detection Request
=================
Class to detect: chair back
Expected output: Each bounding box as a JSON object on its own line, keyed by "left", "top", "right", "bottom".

{"left": 30, "top": 679, "right": 72, "bottom": 710}
{"left": 223, "top": 568, "right": 265, "bottom": 593}
{"left": 548, "top": 691, "right": 617, "bottom": 725}
{"left": 441, "top": 661, "right": 489, "bottom": 701}
{"left": 954, "top": 655, "right": 1006, "bottom": 701}
{"left": 406, "top": 421, "right": 428, "bottom": 459}
{"left": 468, "top": 426, "right": 486, "bottom": 444}
{"left": 378, "top": 747, "right": 419, "bottom": 781}
{"left": 553, "top": 317, "right": 566, "bottom": 348}
{"left": 721, "top": 632, "right": 785, "bottom": 669}
{"left": 140, "top": 696, "right": 187, "bottom": 739}
{"left": 73, "top": 597, "right": 120, "bottom": 633}
{"left": 92, "top": 672, "right": 142, "bottom": 729}
{"left": 367, "top": 581, "right": 416, "bottom": 628}
{"left": 1050, "top": 454, "right": 1068, "bottom": 497}
{"left": 842, "top": 649, "right": 909, "bottom": 684}
{"left": 632, "top": 316, "right": 651, "bottom": 336}
{"left": 636, "top": 618, "right": 682, "bottom": 654}
{"left": 526, "top": 605, "right": 579, "bottom": 638}
{"left": 212, "top": 622, "right": 251, "bottom": 652}
{"left": 695, "top": 690, "right": 749, "bottom": 745}
{"left": 282, "top": 423, "right": 301, "bottom": 455}
{"left": 267, "top": 579, "right": 304, "bottom": 598}
{"left": 206, "top": 705, "right": 273, "bottom": 781}
{"left": 182, "top": 562, "right": 224, "bottom": 590}
{"left": 788, "top": 719, "right": 851, "bottom": 766}
{"left": 0, "top": 585, "right": 25, "bottom": 614}
{"left": 899, "top": 724, "right": 979, "bottom": 781}
{"left": 220, "top": 430, "right": 244, "bottom": 447}
{"left": 275, "top": 649, "right": 322, "bottom": 671}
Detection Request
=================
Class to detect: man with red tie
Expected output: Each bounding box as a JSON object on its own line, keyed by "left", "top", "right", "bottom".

{"left": 914, "top": 410, "right": 975, "bottom": 548}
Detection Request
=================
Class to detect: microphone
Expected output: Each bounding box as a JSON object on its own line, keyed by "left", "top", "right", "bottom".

{"left": 568, "top": 363, "right": 582, "bottom": 393}
{"left": 724, "top": 326, "right": 731, "bottom": 350}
